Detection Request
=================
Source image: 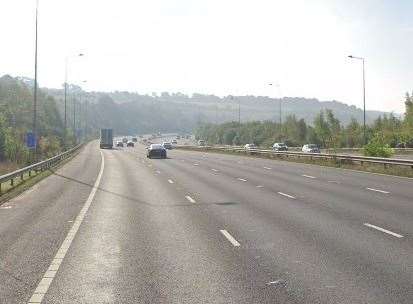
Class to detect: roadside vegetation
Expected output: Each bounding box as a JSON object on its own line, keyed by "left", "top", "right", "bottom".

{"left": 0, "top": 75, "right": 76, "bottom": 174}
{"left": 196, "top": 92, "right": 413, "bottom": 158}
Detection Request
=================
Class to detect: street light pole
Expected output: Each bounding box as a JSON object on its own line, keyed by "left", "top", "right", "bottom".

{"left": 64, "top": 53, "right": 84, "bottom": 146}
{"left": 268, "top": 83, "right": 282, "bottom": 127}
{"left": 33, "top": 0, "right": 39, "bottom": 161}
{"left": 348, "top": 55, "right": 366, "bottom": 144}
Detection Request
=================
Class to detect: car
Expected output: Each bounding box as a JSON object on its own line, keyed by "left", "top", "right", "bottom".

{"left": 244, "top": 143, "right": 258, "bottom": 151}
{"left": 147, "top": 144, "right": 167, "bottom": 159}
{"left": 122, "top": 137, "right": 128, "bottom": 143}
{"left": 127, "top": 141, "right": 135, "bottom": 147}
{"left": 176, "top": 135, "right": 181, "bottom": 139}
{"left": 132, "top": 137, "right": 138, "bottom": 142}
{"left": 116, "top": 141, "right": 124, "bottom": 147}
{"left": 171, "top": 139, "right": 178, "bottom": 144}
{"left": 198, "top": 140, "right": 205, "bottom": 146}
{"left": 302, "top": 144, "right": 320, "bottom": 153}
{"left": 272, "top": 142, "right": 288, "bottom": 151}
{"left": 162, "top": 142, "right": 173, "bottom": 149}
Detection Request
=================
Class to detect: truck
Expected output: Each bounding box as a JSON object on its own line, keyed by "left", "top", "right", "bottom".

{"left": 100, "top": 129, "right": 113, "bottom": 149}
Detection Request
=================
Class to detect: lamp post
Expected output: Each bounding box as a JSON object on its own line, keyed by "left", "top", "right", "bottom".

{"left": 33, "top": 0, "right": 39, "bottom": 161}
{"left": 64, "top": 53, "right": 84, "bottom": 145}
{"left": 348, "top": 55, "right": 366, "bottom": 144}
{"left": 268, "top": 83, "right": 282, "bottom": 129}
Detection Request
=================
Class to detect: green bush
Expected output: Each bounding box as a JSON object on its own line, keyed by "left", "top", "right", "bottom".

{"left": 363, "top": 134, "right": 394, "bottom": 158}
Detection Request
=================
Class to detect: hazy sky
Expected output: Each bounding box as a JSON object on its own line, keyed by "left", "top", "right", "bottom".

{"left": 1, "top": 0, "right": 412, "bottom": 113}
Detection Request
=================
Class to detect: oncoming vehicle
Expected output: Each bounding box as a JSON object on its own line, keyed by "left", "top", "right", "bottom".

{"left": 272, "top": 142, "right": 288, "bottom": 151}
{"left": 244, "top": 143, "right": 257, "bottom": 151}
{"left": 116, "top": 141, "right": 124, "bottom": 147}
{"left": 163, "top": 142, "right": 173, "bottom": 149}
{"left": 147, "top": 144, "right": 167, "bottom": 159}
{"left": 171, "top": 139, "right": 178, "bottom": 144}
{"left": 127, "top": 141, "right": 135, "bottom": 147}
{"left": 302, "top": 144, "right": 320, "bottom": 153}
{"left": 198, "top": 140, "right": 205, "bottom": 146}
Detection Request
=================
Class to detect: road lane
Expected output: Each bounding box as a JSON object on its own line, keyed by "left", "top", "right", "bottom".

{"left": 167, "top": 148, "right": 413, "bottom": 234}
{"left": 0, "top": 142, "right": 102, "bottom": 304}
{"left": 41, "top": 145, "right": 291, "bottom": 303}
{"left": 1, "top": 142, "right": 413, "bottom": 303}
{"left": 146, "top": 146, "right": 413, "bottom": 303}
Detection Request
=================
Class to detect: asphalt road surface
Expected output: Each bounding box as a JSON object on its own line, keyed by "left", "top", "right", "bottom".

{"left": 1, "top": 141, "right": 412, "bottom": 303}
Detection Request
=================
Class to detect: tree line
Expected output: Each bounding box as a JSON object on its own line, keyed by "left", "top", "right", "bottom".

{"left": 195, "top": 92, "right": 413, "bottom": 155}
{"left": 0, "top": 75, "right": 76, "bottom": 171}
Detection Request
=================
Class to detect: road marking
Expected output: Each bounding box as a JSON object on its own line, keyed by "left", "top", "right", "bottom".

{"left": 277, "top": 192, "right": 296, "bottom": 199}
{"left": 366, "top": 187, "right": 390, "bottom": 194}
{"left": 155, "top": 170, "right": 161, "bottom": 174}
{"left": 211, "top": 168, "right": 219, "bottom": 172}
{"left": 0, "top": 205, "right": 12, "bottom": 209}
{"left": 220, "top": 229, "right": 240, "bottom": 247}
{"left": 256, "top": 185, "right": 264, "bottom": 188}
{"left": 193, "top": 163, "right": 199, "bottom": 166}
{"left": 263, "top": 166, "right": 272, "bottom": 170}
{"left": 237, "top": 178, "right": 247, "bottom": 182}
{"left": 168, "top": 179, "right": 174, "bottom": 184}
{"left": 302, "top": 174, "right": 316, "bottom": 179}
{"left": 28, "top": 151, "right": 105, "bottom": 303}
{"left": 328, "top": 180, "right": 340, "bottom": 184}
{"left": 185, "top": 195, "right": 196, "bottom": 203}
{"left": 363, "top": 223, "right": 403, "bottom": 238}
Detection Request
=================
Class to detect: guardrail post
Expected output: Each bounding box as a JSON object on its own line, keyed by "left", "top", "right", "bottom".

{"left": 20, "top": 173, "right": 24, "bottom": 181}
{"left": 29, "top": 170, "right": 31, "bottom": 177}
{"left": 0, "top": 183, "right": 2, "bottom": 194}
{"left": 10, "top": 178, "right": 14, "bottom": 187}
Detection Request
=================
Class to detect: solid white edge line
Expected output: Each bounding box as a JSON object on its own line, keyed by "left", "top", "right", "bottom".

{"left": 185, "top": 195, "right": 196, "bottom": 203}
{"left": 237, "top": 178, "right": 247, "bottom": 182}
{"left": 366, "top": 187, "right": 390, "bottom": 194}
{"left": 302, "top": 174, "right": 316, "bottom": 179}
{"left": 277, "top": 192, "right": 296, "bottom": 199}
{"left": 28, "top": 151, "right": 105, "bottom": 303}
{"left": 168, "top": 179, "right": 174, "bottom": 184}
{"left": 220, "top": 229, "right": 240, "bottom": 247}
{"left": 363, "top": 223, "right": 404, "bottom": 238}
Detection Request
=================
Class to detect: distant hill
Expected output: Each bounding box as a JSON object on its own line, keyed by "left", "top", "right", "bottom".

{"left": 14, "top": 77, "right": 390, "bottom": 134}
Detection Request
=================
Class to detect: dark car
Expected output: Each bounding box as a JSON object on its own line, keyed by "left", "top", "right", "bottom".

{"left": 147, "top": 144, "right": 167, "bottom": 159}
{"left": 116, "top": 141, "right": 124, "bottom": 147}
{"left": 122, "top": 138, "right": 128, "bottom": 143}
{"left": 127, "top": 141, "right": 135, "bottom": 147}
{"left": 132, "top": 137, "right": 138, "bottom": 142}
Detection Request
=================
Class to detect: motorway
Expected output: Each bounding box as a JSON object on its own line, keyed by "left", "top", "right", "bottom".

{"left": 0, "top": 140, "right": 412, "bottom": 303}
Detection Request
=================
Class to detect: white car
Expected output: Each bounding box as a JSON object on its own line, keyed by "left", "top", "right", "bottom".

{"left": 302, "top": 144, "right": 320, "bottom": 153}
{"left": 272, "top": 142, "right": 288, "bottom": 151}
{"left": 244, "top": 143, "right": 258, "bottom": 151}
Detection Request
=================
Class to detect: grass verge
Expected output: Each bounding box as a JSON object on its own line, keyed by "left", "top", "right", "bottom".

{"left": 0, "top": 147, "right": 83, "bottom": 205}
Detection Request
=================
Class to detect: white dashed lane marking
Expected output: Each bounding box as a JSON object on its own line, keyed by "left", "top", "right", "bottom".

{"left": 237, "top": 178, "right": 247, "bottom": 182}
{"left": 302, "top": 174, "right": 316, "bottom": 179}
{"left": 263, "top": 167, "right": 272, "bottom": 170}
{"left": 28, "top": 151, "right": 105, "bottom": 303}
{"left": 364, "top": 223, "right": 403, "bottom": 238}
{"left": 220, "top": 229, "right": 241, "bottom": 247}
{"left": 185, "top": 195, "right": 196, "bottom": 203}
{"left": 366, "top": 187, "right": 390, "bottom": 194}
{"left": 211, "top": 169, "right": 219, "bottom": 172}
{"left": 168, "top": 179, "right": 174, "bottom": 184}
{"left": 277, "top": 192, "right": 296, "bottom": 199}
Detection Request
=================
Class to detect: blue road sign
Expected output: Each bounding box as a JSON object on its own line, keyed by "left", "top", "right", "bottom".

{"left": 26, "top": 132, "right": 36, "bottom": 149}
